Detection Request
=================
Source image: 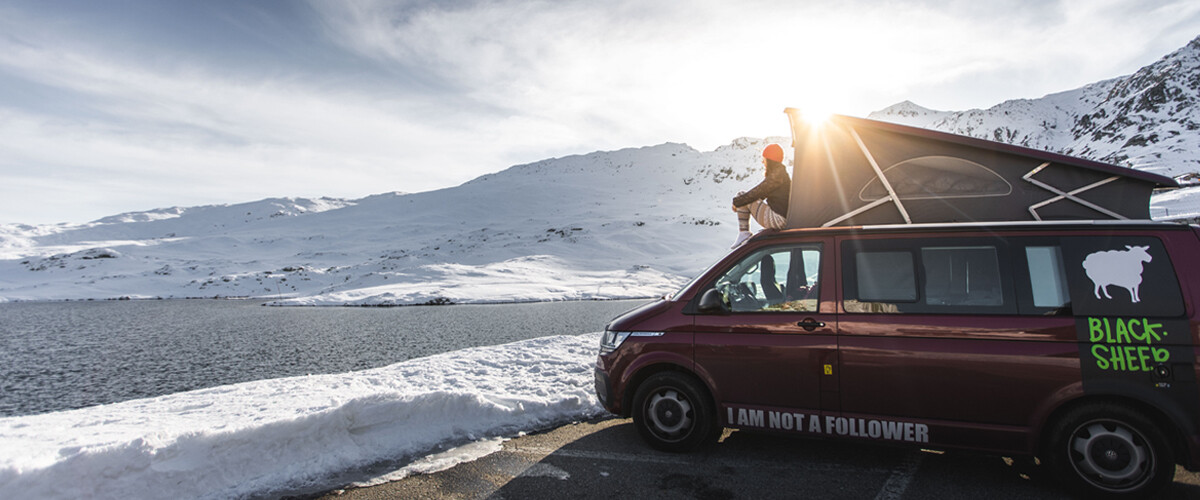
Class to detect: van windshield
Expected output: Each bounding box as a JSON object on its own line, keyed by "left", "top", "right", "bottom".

{"left": 668, "top": 255, "right": 725, "bottom": 301}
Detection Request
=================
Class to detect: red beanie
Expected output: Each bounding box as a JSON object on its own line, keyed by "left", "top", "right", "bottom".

{"left": 762, "top": 144, "right": 784, "bottom": 163}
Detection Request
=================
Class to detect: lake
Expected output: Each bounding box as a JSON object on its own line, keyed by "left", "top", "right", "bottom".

{"left": 0, "top": 299, "right": 646, "bottom": 417}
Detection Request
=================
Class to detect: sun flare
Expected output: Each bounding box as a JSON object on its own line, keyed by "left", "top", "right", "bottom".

{"left": 792, "top": 103, "right": 835, "bottom": 127}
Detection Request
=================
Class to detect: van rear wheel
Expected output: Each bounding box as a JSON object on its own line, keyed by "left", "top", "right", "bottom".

{"left": 632, "top": 372, "right": 716, "bottom": 452}
{"left": 1046, "top": 404, "right": 1174, "bottom": 498}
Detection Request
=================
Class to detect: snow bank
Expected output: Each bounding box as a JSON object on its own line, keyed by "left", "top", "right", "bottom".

{"left": 0, "top": 332, "right": 605, "bottom": 499}
{"left": 276, "top": 255, "right": 687, "bottom": 306}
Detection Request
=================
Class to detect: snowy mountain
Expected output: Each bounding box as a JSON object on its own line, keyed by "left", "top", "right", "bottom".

{"left": 870, "top": 35, "right": 1200, "bottom": 179}
{"left": 4, "top": 36, "right": 1200, "bottom": 305}
{"left": 0, "top": 138, "right": 787, "bottom": 304}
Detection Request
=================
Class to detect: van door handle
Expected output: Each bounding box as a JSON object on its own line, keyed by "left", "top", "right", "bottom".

{"left": 797, "top": 319, "right": 825, "bottom": 331}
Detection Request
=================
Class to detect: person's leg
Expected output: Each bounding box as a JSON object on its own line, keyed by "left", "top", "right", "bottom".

{"left": 732, "top": 192, "right": 753, "bottom": 248}
{"left": 749, "top": 200, "right": 787, "bottom": 230}
{"left": 736, "top": 207, "right": 752, "bottom": 231}
{"left": 732, "top": 200, "right": 787, "bottom": 247}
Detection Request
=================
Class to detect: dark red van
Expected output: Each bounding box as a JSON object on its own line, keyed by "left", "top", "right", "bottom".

{"left": 595, "top": 221, "right": 1200, "bottom": 497}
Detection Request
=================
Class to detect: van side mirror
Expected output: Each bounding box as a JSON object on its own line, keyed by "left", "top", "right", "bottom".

{"left": 697, "top": 288, "right": 729, "bottom": 314}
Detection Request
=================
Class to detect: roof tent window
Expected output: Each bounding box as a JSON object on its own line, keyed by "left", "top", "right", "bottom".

{"left": 859, "top": 156, "right": 1012, "bottom": 201}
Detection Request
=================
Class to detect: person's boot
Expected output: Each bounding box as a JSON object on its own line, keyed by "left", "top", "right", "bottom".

{"left": 730, "top": 231, "right": 752, "bottom": 249}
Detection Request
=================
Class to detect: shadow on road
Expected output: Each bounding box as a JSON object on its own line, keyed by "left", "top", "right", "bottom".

{"left": 321, "top": 417, "right": 1200, "bottom": 499}
{"left": 492, "top": 418, "right": 1200, "bottom": 500}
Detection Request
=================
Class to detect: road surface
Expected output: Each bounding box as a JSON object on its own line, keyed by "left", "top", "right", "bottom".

{"left": 313, "top": 417, "right": 1200, "bottom": 499}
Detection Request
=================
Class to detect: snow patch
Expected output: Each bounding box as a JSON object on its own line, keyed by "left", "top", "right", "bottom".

{"left": 275, "top": 256, "right": 688, "bottom": 306}
{"left": 0, "top": 332, "right": 605, "bottom": 499}
{"left": 353, "top": 437, "right": 506, "bottom": 487}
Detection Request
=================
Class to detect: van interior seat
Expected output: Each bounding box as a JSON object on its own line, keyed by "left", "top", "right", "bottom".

{"left": 760, "top": 256, "right": 784, "bottom": 303}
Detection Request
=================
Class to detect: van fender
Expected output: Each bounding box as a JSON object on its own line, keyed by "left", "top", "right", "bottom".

{"left": 1028, "top": 381, "right": 1085, "bottom": 452}
{"left": 1033, "top": 378, "right": 1198, "bottom": 454}
{"left": 687, "top": 362, "right": 727, "bottom": 416}
{"left": 1082, "top": 379, "right": 1199, "bottom": 437}
{"left": 618, "top": 350, "right": 705, "bottom": 415}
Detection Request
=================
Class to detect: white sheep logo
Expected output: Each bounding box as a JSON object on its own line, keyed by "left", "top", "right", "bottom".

{"left": 1082, "top": 245, "right": 1152, "bottom": 303}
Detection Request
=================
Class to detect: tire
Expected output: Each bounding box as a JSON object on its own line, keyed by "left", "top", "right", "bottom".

{"left": 1045, "top": 403, "right": 1175, "bottom": 498}
{"left": 631, "top": 372, "right": 717, "bottom": 452}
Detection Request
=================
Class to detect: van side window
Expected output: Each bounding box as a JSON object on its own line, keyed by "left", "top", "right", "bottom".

{"left": 922, "top": 246, "right": 1004, "bottom": 306}
{"left": 855, "top": 251, "right": 916, "bottom": 302}
{"left": 1024, "top": 246, "right": 1070, "bottom": 309}
{"left": 713, "top": 245, "right": 822, "bottom": 313}
{"left": 843, "top": 238, "right": 1016, "bottom": 314}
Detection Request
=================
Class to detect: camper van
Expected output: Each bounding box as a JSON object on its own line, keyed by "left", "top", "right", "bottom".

{"left": 594, "top": 112, "right": 1198, "bottom": 497}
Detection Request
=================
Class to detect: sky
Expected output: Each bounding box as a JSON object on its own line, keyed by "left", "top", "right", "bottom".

{"left": 1, "top": 0, "right": 1198, "bottom": 225}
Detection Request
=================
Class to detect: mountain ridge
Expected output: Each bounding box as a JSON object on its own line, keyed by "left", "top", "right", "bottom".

{"left": 870, "top": 35, "right": 1200, "bottom": 178}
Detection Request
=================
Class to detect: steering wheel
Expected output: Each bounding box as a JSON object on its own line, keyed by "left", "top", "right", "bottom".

{"left": 728, "top": 282, "right": 762, "bottom": 311}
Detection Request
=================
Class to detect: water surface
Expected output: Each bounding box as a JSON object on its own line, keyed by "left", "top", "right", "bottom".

{"left": 0, "top": 299, "right": 646, "bottom": 417}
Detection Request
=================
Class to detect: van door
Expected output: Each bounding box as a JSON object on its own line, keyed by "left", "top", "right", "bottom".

{"left": 835, "top": 234, "right": 1079, "bottom": 452}
{"left": 692, "top": 238, "right": 838, "bottom": 430}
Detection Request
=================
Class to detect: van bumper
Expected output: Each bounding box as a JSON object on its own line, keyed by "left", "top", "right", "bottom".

{"left": 594, "top": 367, "right": 618, "bottom": 414}
{"left": 1188, "top": 435, "right": 1200, "bottom": 471}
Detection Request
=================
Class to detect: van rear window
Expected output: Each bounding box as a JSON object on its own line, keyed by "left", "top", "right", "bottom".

{"left": 1061, "top": 236, "right": 1184, "bottom": 318}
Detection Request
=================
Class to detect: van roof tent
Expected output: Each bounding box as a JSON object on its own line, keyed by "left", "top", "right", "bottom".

{"left": 783, "top": 108, "right": 1178, "bottom": 229}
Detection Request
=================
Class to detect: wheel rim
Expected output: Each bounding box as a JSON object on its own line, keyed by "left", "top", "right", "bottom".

{"left": 646, "top": 389, "right": 694, "bottom": 441}
{"left": 1068, "top": 419, "right": 1153, "bottom": 491}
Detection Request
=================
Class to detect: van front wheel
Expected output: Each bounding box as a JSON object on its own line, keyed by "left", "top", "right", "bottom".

{"left": 1046, "top": 404, "right": 1174, "bottom": 498}
{"left": 631, "top": 372, "right": 716, "bottom": 452}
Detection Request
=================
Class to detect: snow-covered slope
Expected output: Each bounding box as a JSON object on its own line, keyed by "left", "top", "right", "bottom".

{"left": 871, "top": 35, "right": 1200, "bottom": 179}
{"left": 0, "top": 332, "right": 604, "bottom": 499}
{"left": 0, "top": 138, "right": 787, "bottom": 305}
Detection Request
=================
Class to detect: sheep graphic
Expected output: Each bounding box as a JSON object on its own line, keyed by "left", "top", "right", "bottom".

{"left": 1082, "top": 245, "right": 1152, "bottom": 303}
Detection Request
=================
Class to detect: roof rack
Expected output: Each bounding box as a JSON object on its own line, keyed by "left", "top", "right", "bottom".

{"left": 856, "top": 219, "right": 1177, "bottom": 231}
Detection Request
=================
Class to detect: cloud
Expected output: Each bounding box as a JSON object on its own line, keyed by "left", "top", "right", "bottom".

{"left": 310, "top": 0, "right": 1200, "bottom": 141}
{"left": 0, "top": 8, "right": 588, "bottom": 223}
{"left": 0, "top": 0, "right": 1198, "bottom": 224}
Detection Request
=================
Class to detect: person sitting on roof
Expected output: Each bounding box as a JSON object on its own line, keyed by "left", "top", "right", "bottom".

{"left": 731, "top": 143, "right": 791, "bottom": 248}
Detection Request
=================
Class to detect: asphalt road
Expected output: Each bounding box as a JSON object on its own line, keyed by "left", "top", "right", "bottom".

{"left": 315, "top": 417, "right": 1200, "bottom": 500}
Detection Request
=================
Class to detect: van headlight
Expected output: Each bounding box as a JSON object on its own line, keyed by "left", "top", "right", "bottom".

{"left": 600, "top": 330, "right": 632, "bottom": 355}
{"left": 599, "top": 331, "right": 664, "bottom": 355}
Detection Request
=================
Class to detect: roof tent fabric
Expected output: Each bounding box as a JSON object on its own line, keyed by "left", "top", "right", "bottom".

{"left": 783, "top": 109, "right": 1177, "bottom": 229}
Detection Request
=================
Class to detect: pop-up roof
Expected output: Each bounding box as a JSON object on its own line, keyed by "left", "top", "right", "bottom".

{"left": 783, "top": 109, "right": 1178, "bottom": 229}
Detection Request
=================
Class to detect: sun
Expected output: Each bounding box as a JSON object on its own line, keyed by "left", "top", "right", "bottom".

{"left": 791, "top": 102, "right": 835, "bottom": 127}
